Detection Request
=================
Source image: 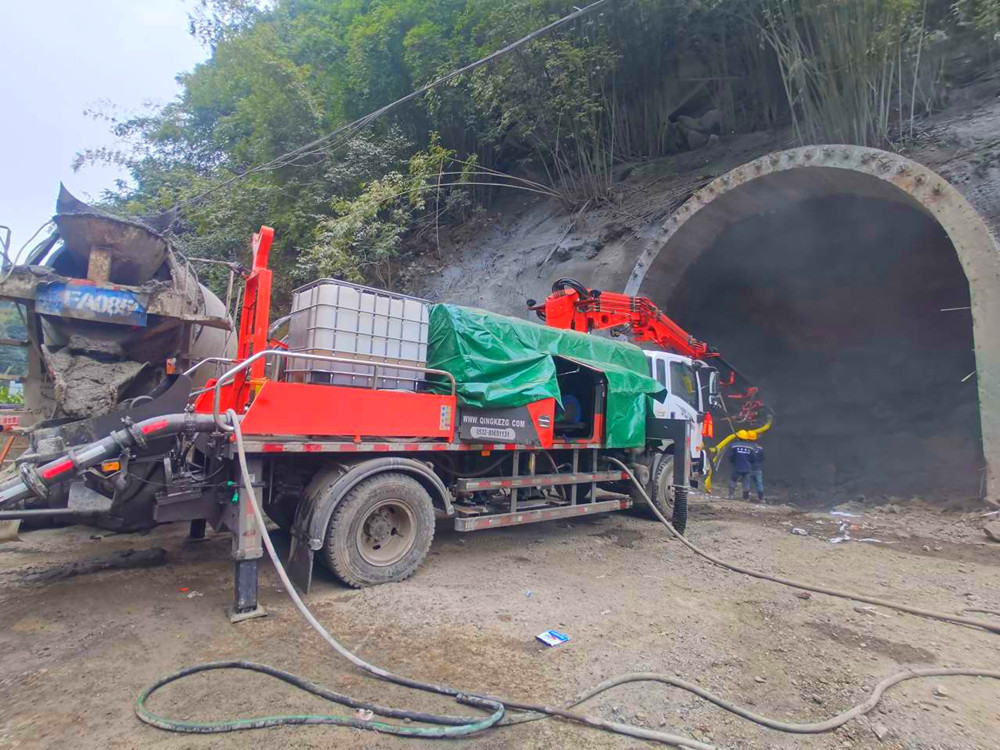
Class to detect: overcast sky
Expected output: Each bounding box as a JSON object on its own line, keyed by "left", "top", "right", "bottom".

{"left": 0, "top": 1, "right": 207, "bottom": 258}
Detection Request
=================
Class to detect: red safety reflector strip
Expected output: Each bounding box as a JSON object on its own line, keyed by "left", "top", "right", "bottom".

{"left": 262, "top": 444, "right": 285, "bottom": 453}
{"left": 304, "top": 444, "right": 322, "bottom": 452}
{"left": 141, "top": 419, "right": 170, "bottom": 435}
{"left": 41, "top": 459, "right": 74, "bottom": 480}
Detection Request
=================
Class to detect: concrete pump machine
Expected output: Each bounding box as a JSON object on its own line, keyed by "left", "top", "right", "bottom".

{"left": 0, "top": 226, "right": 764, "bottom": 620}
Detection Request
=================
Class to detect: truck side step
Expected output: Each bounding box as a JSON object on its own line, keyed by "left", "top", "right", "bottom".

{"left": 455, "top": 470, "right": 627, "bottom": 492}
{"left": 454, "top": 497, "right": 630, "bottom": 532}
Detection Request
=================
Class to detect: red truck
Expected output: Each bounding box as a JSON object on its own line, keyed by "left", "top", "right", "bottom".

{"left": 0, "top": 227, "right": 746, "bottom": 621}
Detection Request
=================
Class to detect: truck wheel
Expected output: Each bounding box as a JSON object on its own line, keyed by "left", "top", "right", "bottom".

{"left": 322, "top": 473, "right": 435, "bottom": 588}
{"left": 639, "top": 456, "right": 688, "bottom": 535}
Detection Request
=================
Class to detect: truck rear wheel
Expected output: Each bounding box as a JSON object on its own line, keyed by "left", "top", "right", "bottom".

{"left": 322, "top": 473, "right": 435, "bottom": 588}
{"left": 638, "top": 456, "right": 688, "bottom": 535}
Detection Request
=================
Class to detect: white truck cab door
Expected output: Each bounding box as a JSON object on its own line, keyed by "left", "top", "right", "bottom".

{"left": 667, "top": 360, "right": 704, "bottom": 459}
{"left": 646, "top": 354, "right": 704, "bottom": 462}
{"left": 650, "top": 356, "right": 671, "bottom": 420}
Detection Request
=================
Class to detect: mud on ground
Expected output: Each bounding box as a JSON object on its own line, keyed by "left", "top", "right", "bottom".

{"left": 1, "top": 497, "right": 998, "bottom": 749}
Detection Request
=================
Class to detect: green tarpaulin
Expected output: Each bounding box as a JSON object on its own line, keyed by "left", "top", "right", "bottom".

{"left": 427, "top": 304, "right": 663, "bottom": 448}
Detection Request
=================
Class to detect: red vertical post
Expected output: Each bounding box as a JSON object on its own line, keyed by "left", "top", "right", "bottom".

{"left": 233, "top": 226, "right": 275, "bottom": 408}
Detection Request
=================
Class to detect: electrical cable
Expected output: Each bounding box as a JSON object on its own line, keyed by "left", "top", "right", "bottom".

{"left": 170, "top": 0, "right": 616, "bottom": 211}
{"left": 136, "top": 416, "right": 1000, "bottom": 749}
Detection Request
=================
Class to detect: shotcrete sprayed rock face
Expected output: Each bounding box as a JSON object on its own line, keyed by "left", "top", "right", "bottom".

{"left": 663, "top": 195, "right": 984, "bottom": 503}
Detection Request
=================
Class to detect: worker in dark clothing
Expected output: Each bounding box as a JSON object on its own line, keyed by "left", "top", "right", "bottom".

{"left": 728, "top": 430, "right": 764, "bottom": 502}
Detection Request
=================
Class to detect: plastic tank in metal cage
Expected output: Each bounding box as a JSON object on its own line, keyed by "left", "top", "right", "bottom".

{"left": 285, "top": 279, "right": 430, "bottom": 390}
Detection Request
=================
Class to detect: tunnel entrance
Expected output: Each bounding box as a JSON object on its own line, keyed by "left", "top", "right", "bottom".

{"left": 664, "top": 194, "right": 984, "bottom": 503}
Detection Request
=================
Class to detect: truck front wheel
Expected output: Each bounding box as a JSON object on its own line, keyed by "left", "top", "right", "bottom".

{"left": 639, "top": 456, "right": 688, "bottom": 535}
{"left": 322, "top": 473, "right": 435, "bottom": 588}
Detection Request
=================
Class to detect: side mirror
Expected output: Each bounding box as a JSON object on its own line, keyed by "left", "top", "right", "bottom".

{"left": 707, "top": 370, "right": 723, "bottom": 409}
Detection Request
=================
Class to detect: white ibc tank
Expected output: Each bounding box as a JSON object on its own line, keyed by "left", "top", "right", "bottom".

{"left": 286, "top": 279, "right": 430, "bottom": 390}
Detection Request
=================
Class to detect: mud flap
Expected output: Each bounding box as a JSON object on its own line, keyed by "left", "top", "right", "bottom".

{"left": 646, "top": 417, "right": 692, "bottom": 490}
{"left": 287, "top": 533, "right": 317, "bottom": 594}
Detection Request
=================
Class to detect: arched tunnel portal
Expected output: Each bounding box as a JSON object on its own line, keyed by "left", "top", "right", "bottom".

{"left": 626, "top": 146, "right": 1000, "bottom": 504}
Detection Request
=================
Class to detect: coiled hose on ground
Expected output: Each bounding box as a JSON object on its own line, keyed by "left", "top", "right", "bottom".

{"left": 135, "top": 416, "right": 1000, "bottom": 749}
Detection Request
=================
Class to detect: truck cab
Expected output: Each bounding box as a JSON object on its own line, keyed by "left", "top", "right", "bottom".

{"left": 644, "top": 351, "right": 717, "bottom": 475}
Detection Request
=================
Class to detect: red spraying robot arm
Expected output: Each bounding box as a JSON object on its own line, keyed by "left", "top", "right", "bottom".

{"left": 529, "top": 279, "right": 764, "bottom": 425}
{"left": 529, "top": 278, "right": 718, "bottom": 360}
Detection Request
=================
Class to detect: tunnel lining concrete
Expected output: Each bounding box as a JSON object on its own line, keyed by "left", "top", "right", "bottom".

{"left": 625, "top": 145, "right": 1000, "bottom": 500}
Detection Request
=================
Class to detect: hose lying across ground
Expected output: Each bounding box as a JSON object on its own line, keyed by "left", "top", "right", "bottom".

{"left": 605, "top": 458, "right": 1000, "bottom": 637}
{"left": 136, "top": 419, "right": 1000, "bottom": 749}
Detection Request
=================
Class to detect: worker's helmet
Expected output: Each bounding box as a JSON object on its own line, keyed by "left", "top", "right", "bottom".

{"left": 737, "top": 429, "right": 758, "bottom": 441}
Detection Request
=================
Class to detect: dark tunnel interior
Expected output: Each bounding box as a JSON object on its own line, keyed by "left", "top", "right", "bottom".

{"left": 665, "top": 195, "right": 985, "bottom": 504}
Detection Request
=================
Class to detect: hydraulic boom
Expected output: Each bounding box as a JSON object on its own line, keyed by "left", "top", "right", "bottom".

{"left": 529, "top": 278, "right": 716, "bottom": 359}
{"left": 529, "top": 278, "right": 766, "bottom": 427}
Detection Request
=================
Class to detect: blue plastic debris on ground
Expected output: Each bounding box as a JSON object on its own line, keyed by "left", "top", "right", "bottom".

{"left": 537, "top": 629, "right": 570, "bottom": 647}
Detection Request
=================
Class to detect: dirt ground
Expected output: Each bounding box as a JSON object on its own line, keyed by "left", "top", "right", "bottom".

{"left": 1, "top": 496, "right": 999, "bottom": 750}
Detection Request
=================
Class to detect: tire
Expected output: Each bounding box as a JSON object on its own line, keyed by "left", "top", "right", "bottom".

{"left": 637, "top": 455, "right": 688, "bottom": 535}
{"left": 322, "top": 472, "right": 435, "bottom": 588}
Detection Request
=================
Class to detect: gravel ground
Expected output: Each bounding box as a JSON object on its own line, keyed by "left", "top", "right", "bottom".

{"left": 1, "top": 497, "right": 999, "bottom": 749}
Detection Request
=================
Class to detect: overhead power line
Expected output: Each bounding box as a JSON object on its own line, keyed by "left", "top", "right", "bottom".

{"left": 172, "top": 0, "right": 616, "bottom": 212}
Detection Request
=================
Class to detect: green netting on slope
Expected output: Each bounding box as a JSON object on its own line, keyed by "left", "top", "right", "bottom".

{"left": 427, "top": 304, "right": 663, "bottom": 448}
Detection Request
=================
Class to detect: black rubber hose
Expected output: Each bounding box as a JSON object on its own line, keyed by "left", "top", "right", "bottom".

{"left": 136, "top": 661, "right": 504, "bottom": 736}
{"left": 672, "top": 486, "right": 689, "bottom": 534}
{"left": 551, "top": 278, "right": 591, "bottom": 297}
{"left": 0, "top": 414, "right": 218, "bottom": 509}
